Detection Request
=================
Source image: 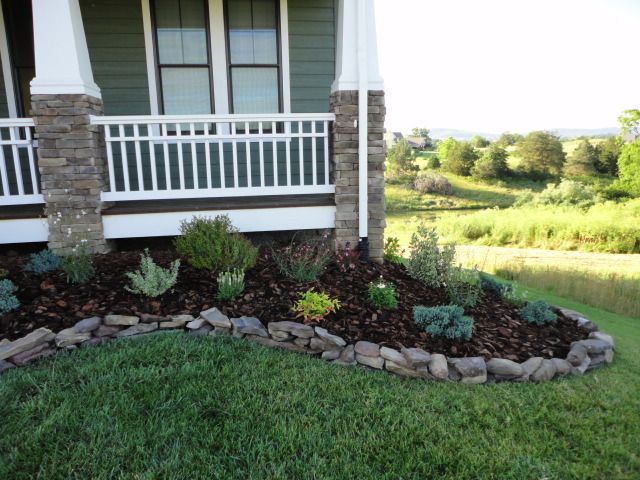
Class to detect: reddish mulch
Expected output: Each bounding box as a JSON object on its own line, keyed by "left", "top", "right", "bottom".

{"left": 0, "top": 249, "right": 589, "bottom": 361}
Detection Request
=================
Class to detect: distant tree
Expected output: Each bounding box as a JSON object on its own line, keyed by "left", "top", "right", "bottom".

{"left": 472, "top": 144, "right": 509, "bottom": 180}
{"left": 411, "top": 127, "right": 433, "bottom": 149}
{"left": 618, "top": 109, "right": 640, "bottom": 138}
{"left": 471, "top": 135, "right": 491, "bottom": 148}
{"left": 564, "top": 139, "right": 598, "bottom": 177}
{"left": 424, "top": 155, "right": 441, "bottom": 170}
{"left": 442, "top": 142, "right": 478, "bottom": 176}
{"left": 594, "top": 136, "right": 621, "bottom": 175}
{"left": 386, "top": 138, "right": 419, "bottom": 182}
{"left": 516, "top": 131, "right": 565, "bottom": 177}
{"left": 495, "top": 132, "right": 523, "bottom": 147}
{"left": 617, "top": 141, "right": 640, "bottom": 197}
{"left": 436, "top": 137, "right": 458, "bottom": 164}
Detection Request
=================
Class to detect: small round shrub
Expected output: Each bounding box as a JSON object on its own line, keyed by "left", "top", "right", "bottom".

{"left": 413, "top": 304, "right": 473, "bottom": 342}
{"left": 479, "top": 272, "right": 515, "bottom": 299}
{"left": 413, "top": 173, "right": 453, "bottom": 195}
{"left": 520, "top": 300, "right": 557, "bottom": 326}
{"left": 292, "top": 289, "right": 341, "bottom": 324}
{"left": 23, "top": 249, "right": 61, "bottom": 274}
{"left": 125, "top": 249, "right": 180, "bottom": 298}
{"left": 445, "top": 266, "right": 481, "bottom": 308}
{"left": 0, "top": 279, "right": 20, "bottom": 314}
{"left": 424, "top": 156, "right": 441, "bottom": 169}
{"left": 175, "top": 215, "right": 257, "bottom": 272}
{"left": 367, "top": 277, "right": 398, "bottom": 310}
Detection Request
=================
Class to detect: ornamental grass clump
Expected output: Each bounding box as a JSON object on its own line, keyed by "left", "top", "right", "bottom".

{"left": 292, "top": 289, "right": 341, "bottom": 324}
{"left": 413, "top": 305, "right": 474, "bottom": 342}
{"left": 0, "top": 279, "right": 19, "bottom": 314}
{"left": 445, "top": 265, "right": 482, "bottom": 308}
{"left": 216, "top": 269, "right": 245, "bottom": 301}
{"left": 367, "top": 277, "right": 398, "bottom": 310}
{"left": 23, "top": 249, "right": 61, "bottom": 275}
{"left": 407, "top": 226, "right": 455, "bottom": 288}
{"left": 383, "top": 237, "right": 404, "bottom": 265}
{"left": 520, "top": 300, "right": 557, "bottom": 326}
{"left": 61, "top": 243, "right": 95, "bottom": 284}
{"left": 125, "top": 249, "right": 180, "bottom": 298}
{"left": 175, "top": 215, "right": 257, "bottom": 273}
{"left": 272, "top": 234, "right": 332, "bottom": 283}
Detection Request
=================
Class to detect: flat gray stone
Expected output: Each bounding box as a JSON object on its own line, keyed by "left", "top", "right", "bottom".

{"left": 551, "top": 358, "right": 572, "bottom": 376}
{"left": 201, "top": 308, "right": 231, "bottom": 329}
{"left": 322, "top": 350, "right": 341, "bottom": 361}
{"left": 248, "top": 336, "right": 308, "bottom": 353}
{"left": 72, "top": 316, "right": 101, "bottom": 333}
{"left": 355, "top": 341, "right": 380, "bottom": 357}
{"left": 209, "top": 327, "right": 231, "bottom": 337}
{"left": 566, "top": 343, "right": 588, "bottom": 367}
{"left": 268, "top": 321, "right": 314, "bottom": 338}
{"left": 293, "top": 337, "right": 310, "bottom": 347}
{"left": 531, "top": 359, "right": 557, "bottom": 382}
{"left": 589, "top": 331, "right": 614, "bottom": 349}
{"left": 309, "top": 337, "right": 331, "bottom": 352}
{"left": 190, "top": 324, "right": 214, "bottom": 336}
{"left": 520, "top": 357, "right": 544, "bottom": 377}
{"left": 81, "top": 337, "right": 108, "bottom": 348}
{"left": 385, "top": 360, "right": 423, "bottom": 378}
{"left": 401, "top": 347, "right": 431, "bottom": 368}
{"left": 168, "top": 314, "right": 194, "bottom": 325}
{"left": 428, "top": 354, "right": 449, "bottom": 379}
{"left": 356, "top": 353, "right": 384, "bottom": 369}
{"left": 140, "top": 314, "right": 170, "bottom": 323}
{"left": 94, "top": 325, "right": 121, "bottom": 337}
{"left": 0, "top": 359, "right": 16, "bottom": 374}
{"left": 55, "top": 328, "right": 92, "bottom": 347}
{"left": 186, "top": 319, "right": 207, "bottom": 330}
{"left": 451, "top": 357, "right": 486, "bottom": 378}
{"left": 115, "top": 322, "right": 158, "bottom": 337}
{"left": 572, "top": 339, "right": 612, "bottom": 355}
{"left": 159, "top": 320, "right": 187, "bottom": 330}
{"left": 270, "top": 330, "right": 293, "bottom": 342}
{"left": 0, "top": 328, "right": 55, "bottom": 361}
{"left": 231, "top": 317, "right": 268, "bottom": 338}
{"left": 314, "top": 327, "right": 347, "bottom": 347}
{"left": 571, "top": 355, "right": 591, "bottom": 375}
{"left": 10, "top": 343, "right": 55, "bottom": 366}
{"left": 380, "top": 347, "right": 410, "bottom": 368}
{"left": 605, "top": 349, "right": 614, "bottom": 364}
{"left": 104, "top": 315, "right": 139, "bottom": 326}
{"left": 333, "top": 344, "right": 356, "bottom": 366}
{"left": 486, "top": 358, "right": 523, "bottom": 378}
{"left": 0, "top": 339, "right": 10, "bottom": 346}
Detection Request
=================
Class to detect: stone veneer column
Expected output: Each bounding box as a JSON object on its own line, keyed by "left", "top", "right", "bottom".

{"left": 32, "top": 94, "right": 110, "bottom": 254}
{"left": 330, "top": 90, "right": 386, "bottom": 263}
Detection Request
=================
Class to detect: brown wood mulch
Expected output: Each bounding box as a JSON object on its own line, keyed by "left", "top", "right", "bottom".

{"left": 0, "top": 249, "right": 589, "bottom": 361}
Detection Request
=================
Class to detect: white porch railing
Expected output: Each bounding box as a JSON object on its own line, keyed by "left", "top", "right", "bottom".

{"left": 91, "top": 113, "right": 336, "bottom": 202}
{"left": 0, "top": 118, "right": 42, "bottom": 206}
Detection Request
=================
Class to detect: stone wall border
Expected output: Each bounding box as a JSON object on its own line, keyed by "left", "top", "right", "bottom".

{"left": 0, "top": 305, "right": 615, "bottom": 384}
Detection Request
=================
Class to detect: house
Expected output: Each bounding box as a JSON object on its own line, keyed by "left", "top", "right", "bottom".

{"left": 384, "top": 130, "right": 403, "bottom": 149}
{"left": 0, "top": 0, "right": 386, "bottom": 262}
{"left": 405, "top": 135, "right": 426, "bottom": 150}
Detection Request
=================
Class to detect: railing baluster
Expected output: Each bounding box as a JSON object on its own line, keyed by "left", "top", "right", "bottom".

{"left": 133, "top": 124, "right": 144, "bottom": 191}
{"left": 204, "top": 123, "right": 211, "bottom": 189}
{"left": 118, "top": 124, "right": 130, "bottom": 192}
{"left": 0, "top": 129, "right": 10, "bottom": 197}
{"left": 24, "top": 127, "right": 39, "bottom": 194}
{"left": 231, "top": 122, "right": 239, "bottom": 188}
{"left": 324, "top": 120, "right": 330, "bottom": 185}
{"left": 218, "top": 135, "right": 225, "bottom": 189}
{"left": 176, "top": 123, "right": 185, "bottom": 190}
{"left": 285, "top": 121, "right": 291, "bottom": 186}
{"left": 148, "top": 124, "right": 158, "bottom": 192}
{"left": 298, "top": 121, "right": 304, "bottom": 186}
{"left": 104, "top": 125, "right": 116, "bottom": 192}
{"left": 162, "top": 123, "right": 170, "bottom": 190}
{"left": 190, "top": 122, "right": 198, "bottom": 189}
{"left": 311, "top": 121, "right": 317, "bottom": 186}
{"left": 272, "top": 121, "right": 278, "bottom": 187}
{"left": 245, "top": 122, "right": 251, "bottom": 187}
{"left": 259, "top": 122, "right": 265, "bottom": 188}
{"left": 9, "top": 127, "right": 24, "bottom": 195}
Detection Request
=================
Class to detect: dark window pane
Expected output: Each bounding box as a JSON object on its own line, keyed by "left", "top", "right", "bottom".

{"left": 161, "top": 68, "right": 211, "bottom": 114}
{"left": 155, "top": 0, "right": 207, "bottom": 64}
{"left": 231, "top": 67, "right": 278, "bottom": 114}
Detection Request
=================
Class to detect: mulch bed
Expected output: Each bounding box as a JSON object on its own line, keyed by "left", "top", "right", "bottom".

{"left": 0, "top": 249, "right": 590, "bottom": 361}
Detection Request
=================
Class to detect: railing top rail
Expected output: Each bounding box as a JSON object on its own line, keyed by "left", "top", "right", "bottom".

{"left": 0, "top": 118, "right": 35, "bottom": 127}
{"left": 90, "top": 113, "right": 336, "bottom": 126}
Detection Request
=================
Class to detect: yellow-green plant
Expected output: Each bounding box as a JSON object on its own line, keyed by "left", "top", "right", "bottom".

{"left": 292, "top": 289, "right": 341, "bottom": 324}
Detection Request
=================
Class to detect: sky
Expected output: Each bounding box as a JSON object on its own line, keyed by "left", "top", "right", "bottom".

{"left": 374, "top": 0, "right": 640, "bottom": 134}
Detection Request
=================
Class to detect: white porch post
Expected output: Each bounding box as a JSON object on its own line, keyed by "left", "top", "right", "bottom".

{"left": 30, "top": 0, "right": 100, "bottom": 98}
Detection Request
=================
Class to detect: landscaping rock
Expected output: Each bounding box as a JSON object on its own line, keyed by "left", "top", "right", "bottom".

{"left": 401, "top": 347, "right": 431, "bottom": 368}
{"left": 55, "top": 328, "right": 92, "bottom": 347}
{"left": 270, "top": 331, "right": 293, "bottom": 342}
{"left": 209, "top": 327, "right": 231, "bottom": 337}
{"left": 248, "top": 336, "right": 308, "bottom": 353}
{"left": 322, "top": 350, "right": 341, "bottom": 361}
{"left": 115, "top": 323, "right": 159, "bottom": 337}
{"left": 190, "top": 324, "right": 214, "bottom": 336}
{"left": 520, "top": 357, "right": 544, "bottom": 377}
{"left": 557, "top": 307, "right": 599, "bottom": 332}
{"left": 72, "top": 316, "right": 101, "bottom": 333}
{"left": 94, "top": 325, "right": 121, "bottom": 337}
{"left": 186, "top": 319, "right": 207, "bottom": 330}
{"left": 380, "top": 347, "right": 410, "bottom": 368}
{"left": 81, "top": 337, "right": 107, "bottom": 348}
{"left": 231, "top": 317, "right": 268, "bottom": 338}
{"left": 354, "top": 341, "right": 380, "bottom": 357}
{"left": 428, "top": 354, "right": 449, "bottom": 380}
{"left": 0, "top": 328, "right": 55, "bottom": 361}
{"left": 551, "top": 358, "right": 572, "bottom": 376}
{"left": 333, "top": 345, "right": 356, "bottom": 366}
{"left": 571, "top": 355, "right": 591, "bottom": 375}
{"left": 356, "top": 353, "right": 384, "bottom": 370}
{"left": 0, "top": 339, "right": 10, "bottom": 346}
{"left": 589, "top": 331, "right": 614, "bottom": 349}
{"left": 566, "top": 343, "right": 588, "bottom": 367}
{"left": 200, "top": 308, "right": 231, "bottom": 329}
{"left": 104, "top": 315, "right": 139, "bottom": 326}
{"left": 486, "top": 358, "right": 524, "bottom": 378}
{"left": 385, "top": 360, "right": 422, "bottom": 378}
{"left": 293, "top": 337, "right": 310, "bottom": 347}
{"left": 140, "top": 314, "right": 170, "bottom": 323}
{"left": 168, "top": 314, "right": 194, "bottom": 325}
{"left": 314, "top": 327, "right": 347, "bottom": 348}
{"left": 451, "top": 357, "right": 487, "bottom": 384}
{"left": 605, "top": 349, "right": 614, "bottom": 364}
{"left": 268, "top": 321, "right": 314, "bottom": 339}
{"left": 531, "top": 359, "right": 557, "bottom": 382}
{"left": 159, "top": 320, "right": 187, "bottom": 330}
{"left": 0, "top": 359, "right": 16, "bottom": 374}
{"left": 10, "top": 343, "right": 56, "bottom": 366}
{"left": 572, "top": 339, "right": 612, "bottom": 356}
{"left": 310, "top": 337, "right": 334, "bottom": 352}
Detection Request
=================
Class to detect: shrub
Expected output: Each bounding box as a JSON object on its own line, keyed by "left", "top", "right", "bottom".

{"left": 383, "top": 237, "right": 404, "bottom": 264}
{"left": 0, "top": 279, "right": 20, "bottom": 314}
{"left": 175, "top": 215, "right": 257, "bottom": 272}
{"left": 424, "top": 156, "right": 440, "bottom": 169}
{"left": 471, "top": 145, "right": 509, "bottom": 180}
{"left": 503, "top": 286, "right": 529, "bottom": 308}
{"left": 61, "top": 244, "right": 95, "bottom": 284}
{"left": 407, "top": 226, "right": 455, "bottom": 288}
{"left": 292, "top": 289, "right": 341, "bottom": 324}
{"left": 413, "top": 305, "right": 473, "bottom": 342}
{"left": 479, "top": 272, "right": 515, "bottom": 299}
{"left": 516, "top": 180, "right": 599, "bottom": 208}
{"left": 272, "top": 235, "right": 332, "bottom": 283}
{"left": 441, "top": 142, "right": 478, "bottom": 176}
{"left": 335, "top": 242, "right": 360, "bottom": 273}
{"left": 367, "top": 277, "right": 398, "bottom": 310}
{"left": 445, "top": 266, "right": 481, "bottom": 308}
{"left": 23, "top": 250, "right": 61, "bottom": 274}
{"left": 520, "top": 300, "right": 557, "bottom": 326}
{"left": 386, "top": 139, "right": 419, "bottom": 183}
{"left": 125, "top": 249, "right": 180, "bottom": 298}
{"left": 216, "top": 269, "right": 245, "bottom": 301}
{"left": 413, "top": 173, "right": 453, "bottom": 195}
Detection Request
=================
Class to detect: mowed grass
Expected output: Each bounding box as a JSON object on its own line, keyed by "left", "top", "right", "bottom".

{"left": 1, "top": 318, "right": 639, "bottom": 479}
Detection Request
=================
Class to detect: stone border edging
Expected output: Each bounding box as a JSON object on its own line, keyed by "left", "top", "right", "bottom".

{"left": 0, "top": 305, "right": 615, "bottom": 384}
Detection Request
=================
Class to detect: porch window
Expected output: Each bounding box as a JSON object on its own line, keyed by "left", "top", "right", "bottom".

{"left": 226, "top": 0, "right": 280, "bottom": 113}
{"left": 153, "top": 0, "right": 213, "bottom": 114}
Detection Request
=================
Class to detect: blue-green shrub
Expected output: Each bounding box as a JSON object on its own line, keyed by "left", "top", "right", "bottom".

{"left": 0, "top": 279, "right": 19, "bottom": 314}
{"left": 23, "top": 250, "right": 61, "bottom": 274}
{"left": 413, "top": 305, "right": 474, "bottom": 342}
{"left": 520, "top": 300, "right": 557, "bottom": 326}
{"left": 479, "top": 272, "right": 515, "bottom": 299}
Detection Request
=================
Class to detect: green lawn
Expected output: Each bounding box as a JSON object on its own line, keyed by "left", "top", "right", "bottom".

{"left": 1, "top": 297, "right": 639, "bottom": 479}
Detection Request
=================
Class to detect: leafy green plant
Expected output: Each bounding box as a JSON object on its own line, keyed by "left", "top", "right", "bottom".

{"left": 479, "top": 272, "right": 515, "bottom": 299}
{"left": 272, "top": 234, "right": 332, "bottom": 283}
{"left": 383, "top": 237, "right": 404, "bottom": 265}
{"left": 0, "top": 279, "right": 20, "bottom": 314}
{"left": 367, "top": 277, "right": 398, "bottom": 310}
{"left": 216, "top": 269, "right": 245, "bottom": 301}
{"left": 292, "top": 289, "right": 341, "bottom": 324}
{"left": 413, "top": 305, "right": 473, "bottom": 342}
{"left": 520, "top": 300, "right": 557, "bottom": 326}
{"left": 175, "top": 215, "right": 257, "bottom": 272}
{"left": 23, "top": 249, "right": 61, "bottom": 275}
{"left": 445, "top": 265, "right": 482, "bottom": 308}
{"left": 407, "top": 226, "right": 455, "bottom": 288}
{"left": 61, "top": 244, "right": 95, "bottom": 284}
{"left": 125, "top": 249, "right": 180, "bottom": 298}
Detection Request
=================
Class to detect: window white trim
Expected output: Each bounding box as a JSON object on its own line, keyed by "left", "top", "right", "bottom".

{"left": 0, "top": 2, "right": 17, "bottom": 118}
{"left": 279, "top": 0, "right": 291, "bottom": 113}
{"left": 141, "top": 0, "right": 159, "bottom": 116}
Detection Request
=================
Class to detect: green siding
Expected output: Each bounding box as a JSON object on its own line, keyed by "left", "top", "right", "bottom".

{"left": 0, "top": 56, "right": 8, "bottom": 118}
{"left": 288, "top": 0, "right": 335, "bottom": 113}
{"left": 80, "top": 0, "right": 150, "bottom": 115}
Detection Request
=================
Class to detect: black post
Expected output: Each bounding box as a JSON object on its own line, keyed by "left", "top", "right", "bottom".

{"left": 358, "top": 237, "right": 370, "bottom": 263}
